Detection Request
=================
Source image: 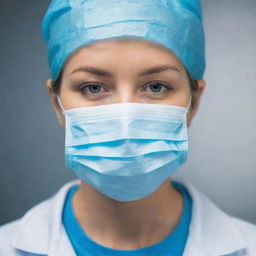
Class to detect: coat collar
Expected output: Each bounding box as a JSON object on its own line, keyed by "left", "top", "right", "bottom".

{"left": 11, "top": 180, "right": 81, "bottom": 256}
{"left": 176, "top": 178, "right": 247, "bottom": 256}
{"left": 11, "top": 179, "right": 247, "bottom": 256}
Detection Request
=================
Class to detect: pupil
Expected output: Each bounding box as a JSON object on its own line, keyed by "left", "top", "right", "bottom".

{"left": 150, "top": 83, "right": 161, "bottom": 92}
{"left": 89, "top": 84, "right": 101, "bottom": 93}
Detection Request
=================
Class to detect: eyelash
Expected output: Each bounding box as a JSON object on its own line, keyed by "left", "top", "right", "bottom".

{"left": 77, "top": 81, "right": 172, "bottom": 96}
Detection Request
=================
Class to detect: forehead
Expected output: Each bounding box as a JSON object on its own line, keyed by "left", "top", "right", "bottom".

{"left": 63, "top": 37, "right": 184, "bottom": 71}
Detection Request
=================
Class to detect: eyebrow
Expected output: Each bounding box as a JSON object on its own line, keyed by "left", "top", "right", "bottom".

{"left": 70, "top": 65, "right": 180, "bottom": 77}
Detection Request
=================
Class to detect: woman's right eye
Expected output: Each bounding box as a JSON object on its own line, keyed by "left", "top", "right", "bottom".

{"left": 79, "top": 83, "right": 107, "bottom": 95}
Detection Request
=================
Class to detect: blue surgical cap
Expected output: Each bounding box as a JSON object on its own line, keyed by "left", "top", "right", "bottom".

{"left": 41, "top": 0, "right": 206, "bottom": 81}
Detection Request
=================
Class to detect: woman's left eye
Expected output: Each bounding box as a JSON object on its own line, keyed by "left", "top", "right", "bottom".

{"left": 145, "top": 81, "right": 171, "bottom": 94}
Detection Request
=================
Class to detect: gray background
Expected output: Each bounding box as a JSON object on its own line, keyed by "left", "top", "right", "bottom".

{"left": 0, "top": 0, "right": 255, "bottom": 226}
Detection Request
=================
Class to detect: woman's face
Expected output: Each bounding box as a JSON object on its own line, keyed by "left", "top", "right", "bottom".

{"left": 46, "top": 38, "right": 205, "bottom": 128}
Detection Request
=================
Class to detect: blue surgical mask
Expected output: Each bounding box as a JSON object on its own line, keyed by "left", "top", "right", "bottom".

{"left": 57, "top": 98, "right": 191, "bottom": 201}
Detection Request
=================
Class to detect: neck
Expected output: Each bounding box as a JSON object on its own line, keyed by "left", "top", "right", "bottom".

{"left": 72, "top": 178, "right": 183, "bottom": 250}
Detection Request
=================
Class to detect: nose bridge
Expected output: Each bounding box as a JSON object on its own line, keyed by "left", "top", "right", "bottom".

{"left": 115, "top": 81, "right": 141, "bottom": 103}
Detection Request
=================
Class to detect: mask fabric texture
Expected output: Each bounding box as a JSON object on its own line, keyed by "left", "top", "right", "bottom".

{"left": 41, "top": 0, "right": 205, "bottom": 80}
{"left": 58, "top": 99, "right": 191, "bottom": 201}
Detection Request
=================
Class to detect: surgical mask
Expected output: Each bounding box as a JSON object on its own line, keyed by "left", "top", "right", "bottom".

{"left": 57, "top": 97, "right": 191, "bottom": 201}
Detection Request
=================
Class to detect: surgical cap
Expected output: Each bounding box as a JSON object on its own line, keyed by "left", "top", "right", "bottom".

{"left": 41, "top": 0, "right": 206, "bottom": 81}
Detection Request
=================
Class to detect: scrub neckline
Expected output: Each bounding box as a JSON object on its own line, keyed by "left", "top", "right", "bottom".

{"left": 62, "top": 180, "right": 192, "bottom": 254}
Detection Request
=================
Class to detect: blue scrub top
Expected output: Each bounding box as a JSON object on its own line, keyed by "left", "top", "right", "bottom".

{"left": 62, "top": 180, "right": 192, "bottom": 256}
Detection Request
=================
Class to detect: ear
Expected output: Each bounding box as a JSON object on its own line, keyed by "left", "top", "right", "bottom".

{"left": 45, "top": 78, "right": 65, "bottom": 129}
{"left": 187, "top": 79, "right": 206, "bottom": 127}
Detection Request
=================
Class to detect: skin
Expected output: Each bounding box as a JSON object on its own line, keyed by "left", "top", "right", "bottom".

{"left": 46, "top": 37, "right": 205, "bottom": 250}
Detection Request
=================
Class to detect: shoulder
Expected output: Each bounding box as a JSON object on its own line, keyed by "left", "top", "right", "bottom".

{"left": 230, "top": 216, "right": 256, "bottom": 254}
{"left": 175, "top": 178, "right": 256, "bottom": 255}
{"left": 0, "top": 198, "right": 54, "bottom": 255}
{"left": 0, "top": 180, "right": 80, "bottom": 255}
{"left": 0, "top": 219, "right": 22, "bottom": 255}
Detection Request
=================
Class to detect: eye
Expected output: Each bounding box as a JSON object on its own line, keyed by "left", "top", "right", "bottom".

{"left": 145, "top": 81, "right": 172, "bottom": 94}
{"left": 79, "top": 83, "right": 107, "bottom": 94}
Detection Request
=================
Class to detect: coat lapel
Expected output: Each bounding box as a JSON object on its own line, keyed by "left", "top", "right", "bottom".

{"left": 11, "top": 178, "right": 247, "bottom": 256}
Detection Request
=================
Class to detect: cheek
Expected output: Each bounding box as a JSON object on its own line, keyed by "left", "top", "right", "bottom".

{"left": 159, "top": 89, "right": 190, "bottom": 107}
{"left": 59, "top": 85, "right": 94, "bottom": 110}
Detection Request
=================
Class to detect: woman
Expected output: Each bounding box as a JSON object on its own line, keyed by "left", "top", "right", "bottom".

{"left": 0, "top": 0, "right": 255, "bottom": 255}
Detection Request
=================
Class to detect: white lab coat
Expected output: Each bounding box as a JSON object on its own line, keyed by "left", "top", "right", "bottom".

{"left": 0, "top": 179, "right": 255, "bottom": 256}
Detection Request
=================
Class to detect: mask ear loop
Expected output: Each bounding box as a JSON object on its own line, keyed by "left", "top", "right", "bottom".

{"left": 57, "top": 95, "right": 65, "bottom": 114}
{"left": 186, "top": 95, "right": 192, "bottom": 111}
{"left": 184, "top": 95, "right": 192, "bottom": 132}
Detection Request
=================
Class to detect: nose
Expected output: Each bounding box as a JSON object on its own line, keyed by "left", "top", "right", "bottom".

{"left": 116, "top": 94, "right": 142, "bottom": 103}
{"left": 111, "top": 85, "right": 147, "bottom": 104}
